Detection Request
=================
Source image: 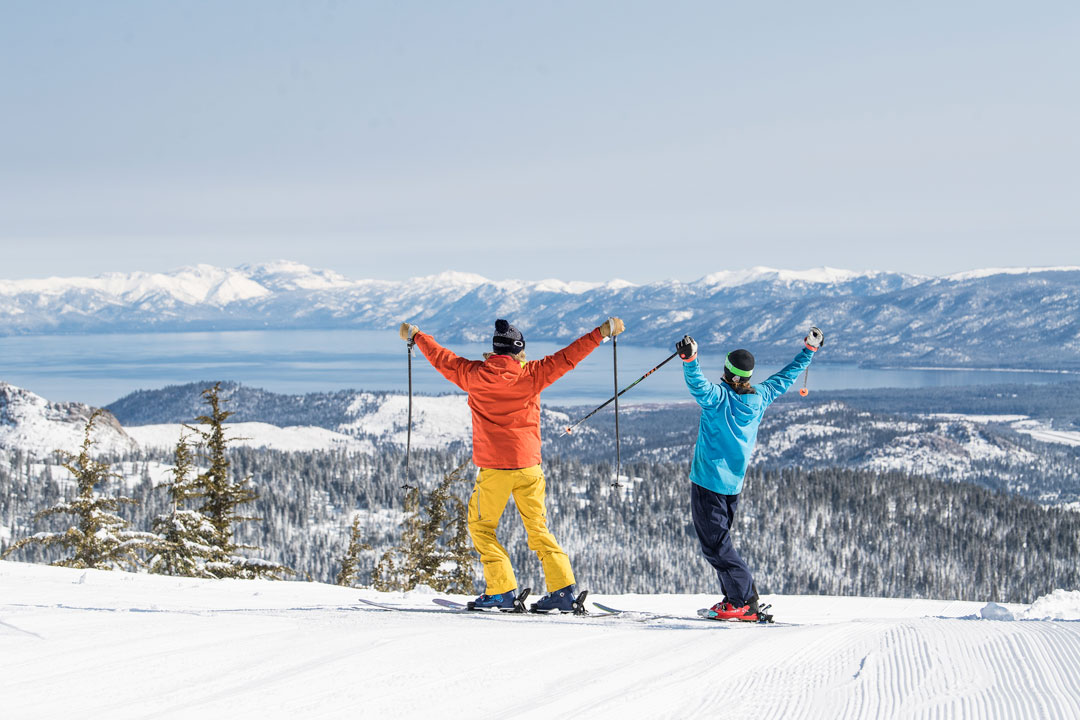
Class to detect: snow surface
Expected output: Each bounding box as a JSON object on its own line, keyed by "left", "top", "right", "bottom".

{"left": 3, "top": 561, "right": 1079, "bottom": 719}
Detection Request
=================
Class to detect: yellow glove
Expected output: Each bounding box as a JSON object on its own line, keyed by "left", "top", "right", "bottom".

{"left": 600, "top": 317, "right": 625, "bottom": 338}
{"left": 399, "top": 322, "right": 419, "bottom": 341}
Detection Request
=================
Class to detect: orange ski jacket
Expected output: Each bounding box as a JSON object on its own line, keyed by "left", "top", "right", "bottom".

{"left": 413, "top": 328, "right": 604, "bottom": 469}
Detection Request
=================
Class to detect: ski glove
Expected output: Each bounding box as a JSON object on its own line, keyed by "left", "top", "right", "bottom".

{"left": 600, "top": 317, "right": 625, "bottom": 338}
{"left": 399, "top": 322, "right": 419, "bottom": 342}
{"left": 676, "top": 335, "right": 698, "bottom": 362}
{"left": 804, "top": 326, "right": 824, "bottom": 350}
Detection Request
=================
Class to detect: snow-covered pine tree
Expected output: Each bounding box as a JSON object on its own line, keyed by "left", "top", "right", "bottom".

{"left": 371, "top": 484, "right": 419, "bottom": 591}
{"left": 186, "top": 383, "right": 293, "bottom": 580}
{"left": 335, "top": 515, "right": 372, "bottom": 586}
{"left": 1, "top": 410, "right": 157, "bottom": 570}
{"left": 372, "top": 459, "right": 475, "bottom": 592}
{"left": 442, "top": 462, "right": 476, "bottom": 594}
{"left": 147, "top": 432, "right": 220, "bottom": 577}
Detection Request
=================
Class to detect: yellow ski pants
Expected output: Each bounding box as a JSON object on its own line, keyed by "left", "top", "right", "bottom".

{"left": 467, "top": 465, "right": 575, "bottom": 595}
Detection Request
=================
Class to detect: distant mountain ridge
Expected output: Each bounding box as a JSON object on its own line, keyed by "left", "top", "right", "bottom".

{"left": 2, "top": 262, "right": 1079, "bottom": 369}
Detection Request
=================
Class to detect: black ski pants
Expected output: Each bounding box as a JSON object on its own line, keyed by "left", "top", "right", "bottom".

{"left": 690, "top": 482, "right": 756, "bottom": 607}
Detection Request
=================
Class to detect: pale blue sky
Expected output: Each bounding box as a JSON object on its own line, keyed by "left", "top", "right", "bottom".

{"left": 1, "top": 1, "right": 1077, "bottom": 282}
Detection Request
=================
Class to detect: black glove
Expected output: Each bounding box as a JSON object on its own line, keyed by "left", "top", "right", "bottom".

{"left": 805, "top": 326, "right": 824, "bottom": 349}
{"left": 676, "top": 335, "right": 698, "bottom": 362}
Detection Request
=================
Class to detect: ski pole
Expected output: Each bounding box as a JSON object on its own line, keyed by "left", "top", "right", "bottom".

{"left": 403, "top": 337, "right": 416, "bottom": 490}
{"left": 564, "top": 350, "right": 679, "bottom": 434}
{"left": 612, "top": 333, "right": 621, "bottom": 488}
{"left": 799, "top": 366, "right": 809, "bottom": 397}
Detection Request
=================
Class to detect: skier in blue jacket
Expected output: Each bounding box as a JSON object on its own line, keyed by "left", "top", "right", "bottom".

{"left": 676, "top": 326, "right": 824, "bottom": 621}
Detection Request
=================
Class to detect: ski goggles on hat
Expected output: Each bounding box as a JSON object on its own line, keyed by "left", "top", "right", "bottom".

{"left": 725, "top": 353, "right": 753, "bottom": 378}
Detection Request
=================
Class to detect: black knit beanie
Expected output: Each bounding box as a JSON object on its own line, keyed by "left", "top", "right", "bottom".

{"left": 723, "top": 349, "right": 755, "bottom": 383}
{"left": 492, "top": 319, "right": 525, "bottom": 355}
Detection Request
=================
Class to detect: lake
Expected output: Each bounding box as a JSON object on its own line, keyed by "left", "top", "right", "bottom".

{"left": 1, "top": 329, "right": 1076, "bottom": 407}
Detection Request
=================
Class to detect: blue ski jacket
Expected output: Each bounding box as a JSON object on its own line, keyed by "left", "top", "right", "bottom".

{"left": 683, "top": 347, "right": 816, "bottom": 495}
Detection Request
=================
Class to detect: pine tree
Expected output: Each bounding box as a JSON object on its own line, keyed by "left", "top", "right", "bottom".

{"left": 336, "top": 515, "right": 372, "bottom": 587}
{"left": 372, "top": 459, "right": 476, "bottom": 592}
{"left": 1, "top": 410, "right": 157, "bottom": 569}
{"left": 186, "top": 383, "right": 293, "bottom": 580}
{"left": 441, "top": 462, "right": 476, "bottom": 594}
{"left": 372, "top": 485, "right": 420, "bottom": 591}
{"left": 147, "top": 432, "right": 220, "bottom": 577}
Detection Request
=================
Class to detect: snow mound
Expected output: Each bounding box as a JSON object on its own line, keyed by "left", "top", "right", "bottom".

{"left": 1022, "top": 590, "right": 1080, "bottom": 621}
{"left": 980, "top": 602, "right": 1015, "bottom": 621}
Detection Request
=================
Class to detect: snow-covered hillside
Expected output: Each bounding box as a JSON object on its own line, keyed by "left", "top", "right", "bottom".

{"left": 7, "top": 377, "right": 1080, "bottom": 505}
{"left": 123, "top": 391, "right": 475, "bottom": 454}
{"left": 0, "top": 380, "right": 472, "bottom": 458}
{"left": 125, "top": 422, "right": 376, "bottom": 454}
{"left": 0, "top": 382, "right": 136, "bottom": 457}
{"left": 3, "top": 560, "right": 1079, "bottom": 719}
{"left": 3, "top": 261, "right": 1080, "bottom": 369}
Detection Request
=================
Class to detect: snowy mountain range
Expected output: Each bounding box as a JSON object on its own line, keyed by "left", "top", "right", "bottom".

{"left": 3, "top": 261, "right": 1080, "bottom": 368}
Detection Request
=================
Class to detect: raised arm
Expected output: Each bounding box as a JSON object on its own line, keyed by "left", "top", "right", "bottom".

{"left": 532, "top": 317, "right": 623, "bottom": 391}
{"left": 678, "top": 335, "right": 722, "bottom": 408}
{"left": 401, "top": 322, "right": 476, "bottom": 392}
{"left": 532, "top": 327, "right": 603, "bottom": 391}
{"left": 756, "top": 326, "right": 823, "bottom": 406}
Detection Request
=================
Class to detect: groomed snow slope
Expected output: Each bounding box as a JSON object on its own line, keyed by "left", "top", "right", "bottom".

{"left": 3, "top": 562, "right": 1079, "bottom": 719}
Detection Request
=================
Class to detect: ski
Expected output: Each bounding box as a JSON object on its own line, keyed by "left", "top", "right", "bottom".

{"left": 593, "top": 602, "right": 784, "bottom": 626}
{"left": 362, "top": 596, "right": 781, "bottom": 624}
{"left": 436, "top": 590, "right": 613, "bottom": 618}
{"left": 431, "top": 597, "right": 469, "bottom": 612}
{"left": 430, "top": 588, "right": 530, "bottom": 613}
{"left": 357, "top": 596, "right": 534, "bottom": 616}
{"left": 356, "top": 597, "right": 449, "bottom": 615}
{"left": 591, "top": 602, "right": 701, "bottom": 623}
{"left": 357, "top": 596, "right": 531, "bottom": 616}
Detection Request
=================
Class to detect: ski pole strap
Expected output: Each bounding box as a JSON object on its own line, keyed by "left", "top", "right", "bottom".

{"left": 725, "top": 353, "right": 753, "bottom": 378}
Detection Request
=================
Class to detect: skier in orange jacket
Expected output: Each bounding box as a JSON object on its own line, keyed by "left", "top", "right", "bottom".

{"left": 399, "top": 316, "right": 625, "bottom": 611}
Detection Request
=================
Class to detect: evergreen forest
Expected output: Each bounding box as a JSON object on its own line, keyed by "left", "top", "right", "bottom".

{"left": 4, "top": 444, "right": 1078, "bottom": 604}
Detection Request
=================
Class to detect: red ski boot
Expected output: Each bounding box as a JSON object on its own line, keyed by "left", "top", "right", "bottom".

{"left": 703, "top": 600, "right": 760, "bottom": 622}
